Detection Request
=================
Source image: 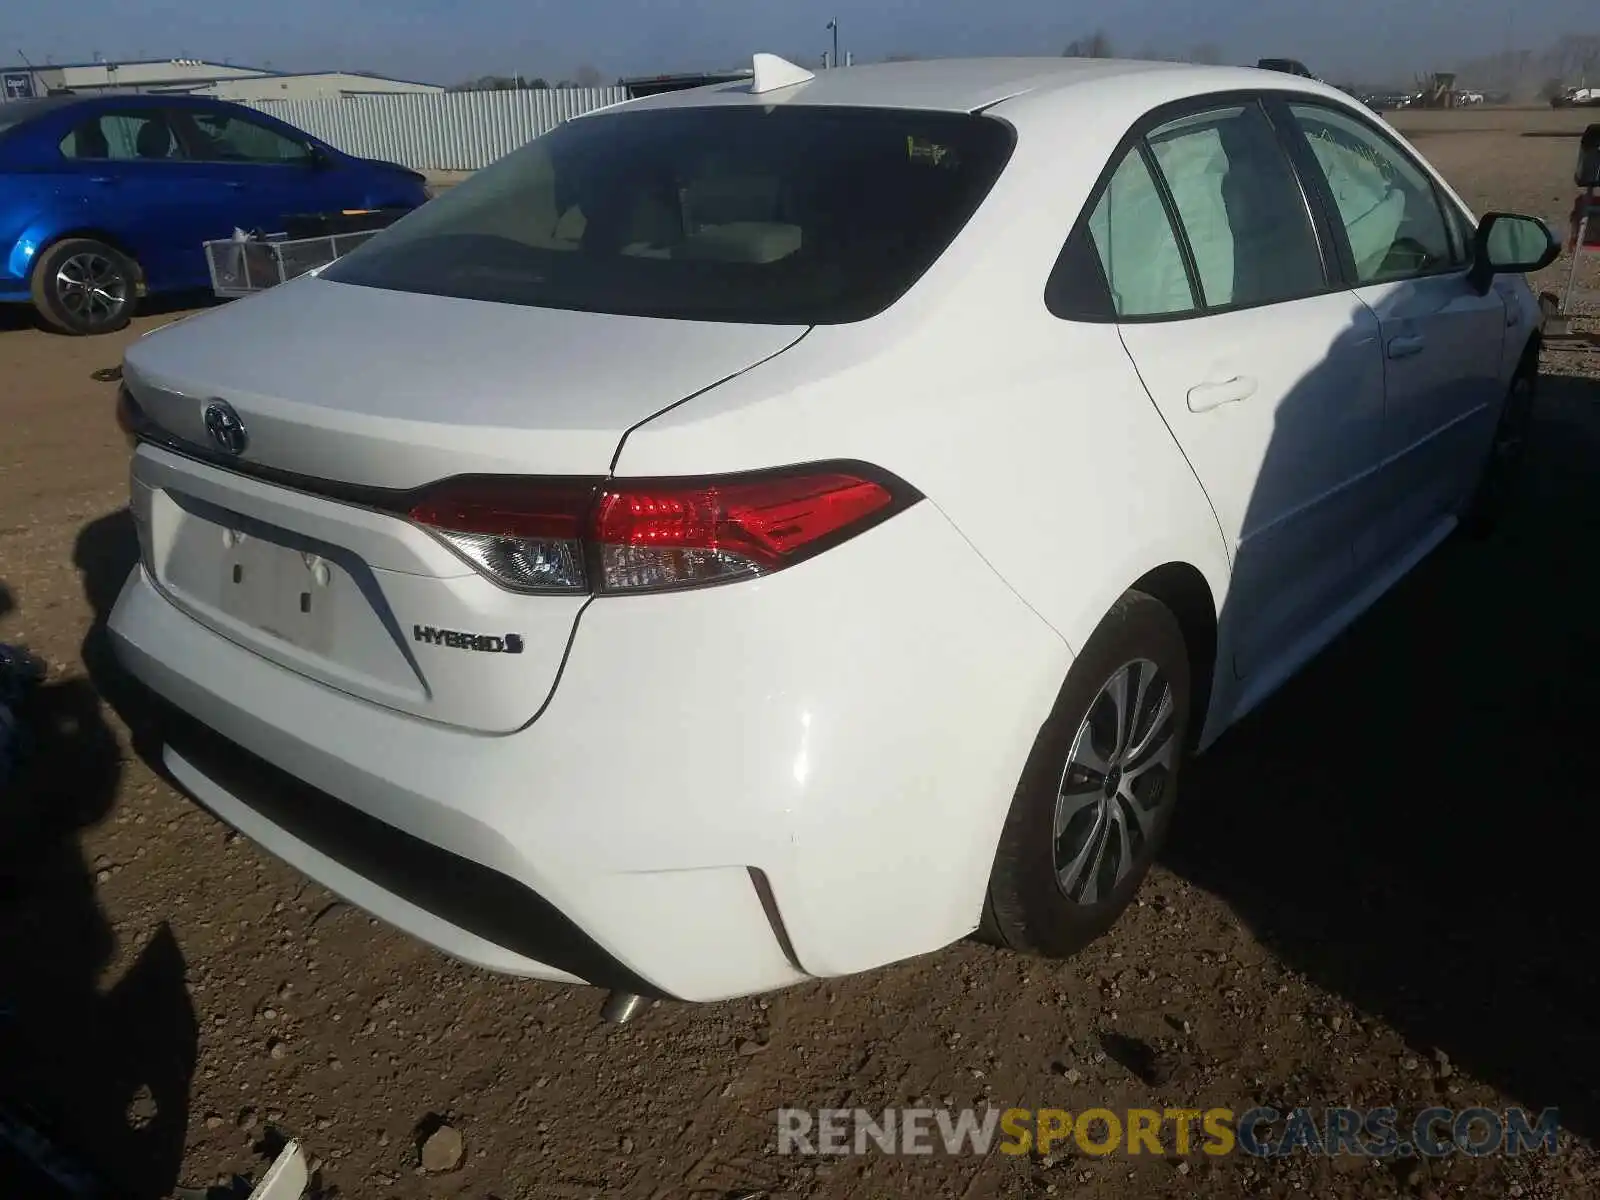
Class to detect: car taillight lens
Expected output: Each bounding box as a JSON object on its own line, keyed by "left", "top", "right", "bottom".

{"left": 406, "top": 464, "right": 917, "bottom": 595}
{"left": 408, "top": 478, "right": 595, "bottom": 593}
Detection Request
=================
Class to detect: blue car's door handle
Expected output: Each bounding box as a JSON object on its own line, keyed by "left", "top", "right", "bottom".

{"left": 89, "top": 176, "right": 116, "bottom": 185}
{"left": 224, "top": 181, "right": 246, "bottom": 189}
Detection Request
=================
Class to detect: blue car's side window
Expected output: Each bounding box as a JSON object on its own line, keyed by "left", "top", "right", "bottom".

{"left": 184, "top": 111, "right": 313, "bottom": 165}
{"left": 60, "top": 111, "right": 187, "bottom": 162}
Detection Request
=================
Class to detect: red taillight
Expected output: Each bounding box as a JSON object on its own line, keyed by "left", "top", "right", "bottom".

{"left": 407, "top": 464, "right": 916, "bottom": 595}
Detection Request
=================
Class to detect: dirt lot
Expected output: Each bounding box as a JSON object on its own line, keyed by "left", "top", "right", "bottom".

{"left": 3, "top": 106, "right": 1600, "bottom": 1200}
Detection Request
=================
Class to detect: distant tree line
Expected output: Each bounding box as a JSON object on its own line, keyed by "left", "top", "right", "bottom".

{"left": 1059, "top": 32, "right": 1222, "bottom": 65}
{"left": 1452, "top": 33, "right": 1599, "bottom": 102}
{"left": 1054, "top": 28, "right": 1600, "bottom": 99}
{"left": 448, "top": 65, "right": 604, "bottom": 92}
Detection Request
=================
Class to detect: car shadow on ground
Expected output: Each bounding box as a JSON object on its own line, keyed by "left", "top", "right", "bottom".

{"left": 0, "top": 578, "right": 198, "bottom": 1198}
{"left": 75, "top": 510, "right": 166, "bottom": 765}
{"left": 1167, "top": 368, "right": 1600, "bottom": 1140}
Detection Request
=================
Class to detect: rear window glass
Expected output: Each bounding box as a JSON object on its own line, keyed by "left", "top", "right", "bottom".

{"left": 322, "top": 105, "right": 1015, "bottom": 324}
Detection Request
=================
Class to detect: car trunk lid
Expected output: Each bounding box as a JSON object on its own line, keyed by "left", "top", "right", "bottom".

{"left": 121, "top": 274, "right": 806, "bottom": 488}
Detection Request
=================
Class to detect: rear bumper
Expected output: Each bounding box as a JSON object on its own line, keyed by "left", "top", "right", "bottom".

{"left": 109, "top": 501, "right": 1069, "bottom": 1001}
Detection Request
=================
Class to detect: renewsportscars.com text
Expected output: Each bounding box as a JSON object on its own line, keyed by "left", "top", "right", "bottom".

{"left": 776, "top": 1106, "right": 1561, "bottom": 1158}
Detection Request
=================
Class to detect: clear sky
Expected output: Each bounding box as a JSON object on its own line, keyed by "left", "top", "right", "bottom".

{"left": 2, "top": 0, "right": 1594, "bottom": 87}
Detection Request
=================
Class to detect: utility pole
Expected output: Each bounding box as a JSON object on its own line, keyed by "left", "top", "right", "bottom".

{"left": 827, "top": 18, "right": 839, "bottom": 69}
{"left": 12, "top": 48, "right": 39, "bottom": 100}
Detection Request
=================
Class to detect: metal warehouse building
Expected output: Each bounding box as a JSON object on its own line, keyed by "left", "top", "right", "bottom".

{"left": 1, "top": 58, "right": 443, "bottom": 102}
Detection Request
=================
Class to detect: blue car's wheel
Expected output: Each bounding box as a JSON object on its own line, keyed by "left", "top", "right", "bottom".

{"left": 30, "top": 238, "right": 137, "bottom": 336}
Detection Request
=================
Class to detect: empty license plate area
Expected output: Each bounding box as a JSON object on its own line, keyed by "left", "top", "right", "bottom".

{"left": 150, "top": 486, "right": 427, "bottom": 703}
{"left": 133, "top": 443, "right": 592, "bottom": 732}
{"left": 219, "top": 526, "right": 336, "bottom": 654}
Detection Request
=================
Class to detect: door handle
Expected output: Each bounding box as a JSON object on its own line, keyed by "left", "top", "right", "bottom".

{"left": 88, "top": 175, "right": 116, "bottom": 185}
{"left": 224, "top": 180, "right": 246, "bottom": 189}
{"left": 1386, "top": 335, "right": 1426, "bottom": 359}
{"left": 1186, "top": 375, "right": 1257, "bottom": 413}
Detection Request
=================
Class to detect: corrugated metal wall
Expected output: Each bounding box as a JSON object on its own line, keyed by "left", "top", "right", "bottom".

{"left": 244, "top": 87, "right": 628, "bottom": 171}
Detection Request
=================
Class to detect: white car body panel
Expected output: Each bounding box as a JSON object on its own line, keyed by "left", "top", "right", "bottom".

{"left": 1119, "top": 293, "right": 1387, "bottom": 684}
{"left": 1349, "top": 274, "right": 1507, "bottom": 578}
{"left": 104, "top": 55, "right": 1546, "bottom": 999}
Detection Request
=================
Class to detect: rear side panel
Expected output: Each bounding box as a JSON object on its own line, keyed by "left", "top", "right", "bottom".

{"left": 132, "top": 444, "right": 584, "bottom": 733}
{"left": 0, "top": 172, "right": 56, "bottom": 300}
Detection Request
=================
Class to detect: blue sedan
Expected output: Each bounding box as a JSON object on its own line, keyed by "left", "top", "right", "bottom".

{"left": 0, "top": 93, "right": 429, "bottom": 333}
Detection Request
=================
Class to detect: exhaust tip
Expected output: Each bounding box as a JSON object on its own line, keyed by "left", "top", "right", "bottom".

{"left": 601, "top": 990, "right": 648, "bottom": 1024}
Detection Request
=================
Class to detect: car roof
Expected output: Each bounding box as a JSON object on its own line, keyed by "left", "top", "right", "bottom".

{"left": 0, "top": 91, "right": 249, "bottom": 118}
{"left": 0, "top": 95, "right": 83, "bottom": 121}
{"left": 605, "top": 56, "right": 1334, "bottom": 118}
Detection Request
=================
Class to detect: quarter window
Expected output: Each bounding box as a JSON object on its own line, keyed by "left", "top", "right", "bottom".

{"left": 1145, "top": 103, "right": 1325, "bottom": 308}
{"left": 1084, "top": 148, "right": 1196, "bottom": 318}
{"left": 1287, "top": 103, "right": 1454, "bottom": 283}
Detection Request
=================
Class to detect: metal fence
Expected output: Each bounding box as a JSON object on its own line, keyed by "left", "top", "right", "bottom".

{"left": 243, "top": 87, "right": 628, "bottom": 172}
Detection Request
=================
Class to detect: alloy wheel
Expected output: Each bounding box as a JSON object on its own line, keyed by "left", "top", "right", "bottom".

{"left": 1052, "top": 658, "right": 1179, "bottom": 905}
{"left": 54, "top": 252, "right": 129, "bottom": 326}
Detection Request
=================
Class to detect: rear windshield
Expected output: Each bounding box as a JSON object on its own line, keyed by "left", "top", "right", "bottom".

{"left": 322, "top": 105, "right": 1016, "bottom": 324}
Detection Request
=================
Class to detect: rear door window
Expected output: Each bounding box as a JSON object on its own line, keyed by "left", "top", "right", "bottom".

{"left": 322, "top": 106, "right": 1016, "bottom": 324}
{"left": 59, "top": 110, "right": 188, "bottom": 161}
{"left": 1145, "top": 103, "right": 1326, "bottom": 309}
{"left": 1060, "top": 98, "right": 1327, "bottom": 320}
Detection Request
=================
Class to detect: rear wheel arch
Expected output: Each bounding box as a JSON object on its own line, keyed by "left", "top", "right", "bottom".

{"left": 1128, "top": 562, "right": 1218, "bottom": 750}
{"left": 979, "top": 585, "right": 1194, "bottom": 956}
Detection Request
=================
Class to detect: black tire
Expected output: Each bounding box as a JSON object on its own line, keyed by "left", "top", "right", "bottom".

{"left": 980, "top": 589, "right": 1192, "bottom": 958}
{"left": 1461, "top": 358, "right": 1537, "bottom": 539}
{"left": 30, "top": 237, "right": 138, "bottom": 336}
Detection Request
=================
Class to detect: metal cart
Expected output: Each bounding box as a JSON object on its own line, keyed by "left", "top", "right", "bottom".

{"left": 203, "top": 229, "right": 382, "bottom": 298}
{"left": 202, "top": 208, "right": 406, "bottom": 299}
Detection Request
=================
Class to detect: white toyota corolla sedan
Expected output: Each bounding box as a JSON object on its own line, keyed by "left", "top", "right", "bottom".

{"left": 108, "top": 55, "right": 1558, "bottom": 1008}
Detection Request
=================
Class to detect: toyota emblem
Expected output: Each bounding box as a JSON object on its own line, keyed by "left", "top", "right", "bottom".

{"left": 203, "top": 401, "right": 248, "bottom": 456}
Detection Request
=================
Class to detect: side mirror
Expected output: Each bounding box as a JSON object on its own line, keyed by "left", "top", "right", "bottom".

{"left": 306, "top": 144, "right": 333, "bottom": 170}
{"left": 1467, "top": 212, "right": 1561, "bottom": 294}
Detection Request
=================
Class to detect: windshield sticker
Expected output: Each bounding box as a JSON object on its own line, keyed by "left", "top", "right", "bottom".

{"left": 906, "top": 136, "right": 956, "bottom": 167}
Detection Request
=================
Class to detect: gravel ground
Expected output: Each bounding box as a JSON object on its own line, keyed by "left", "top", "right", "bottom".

{"left": 2, "top": 105, "right": 1600, "bottom": 1200}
